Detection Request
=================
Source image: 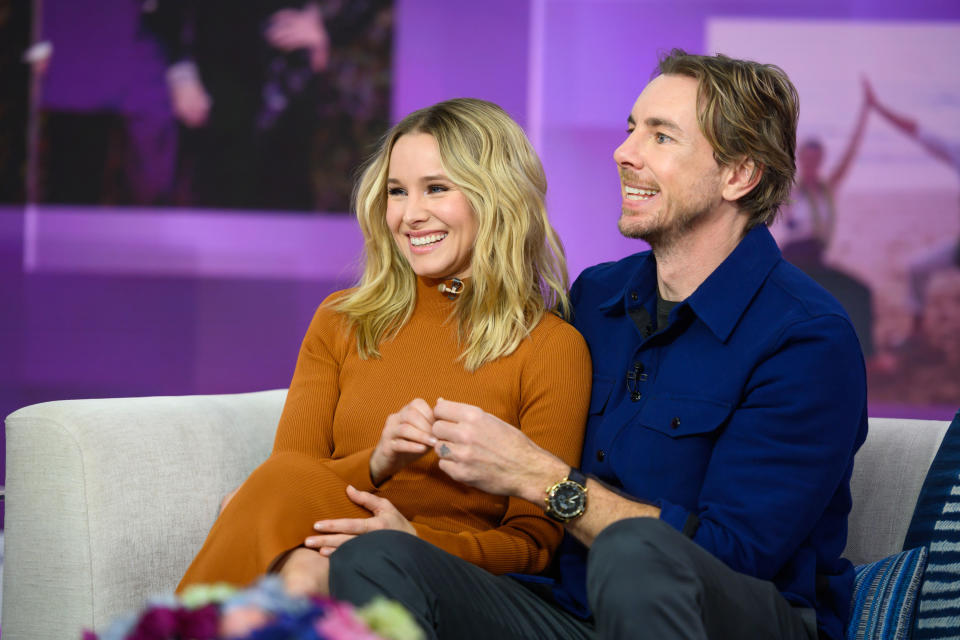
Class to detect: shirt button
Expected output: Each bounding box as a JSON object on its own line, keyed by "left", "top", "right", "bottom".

{"left": 596, "top": 449, "right": 606, "bottom": 462}
{"left": 630, "top": 291, "right": 639, "bottom": 301}
{"left": 671, "top": 416, "right": 681, "bottom": 429}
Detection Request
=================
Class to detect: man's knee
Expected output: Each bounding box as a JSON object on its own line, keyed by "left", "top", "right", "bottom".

{"left": 588, "top": 518, "right": 704, "bottom": 632}
{"left": 591, "top": 517, "right": 686, "bottom": 567}
{"left": 588, "top": 518, "right": 696, "bottom": 601}
{"left": 329, "top": 530, "right": 425, "bottom": 602}
{"left": 335, "top": 529, "right": 422, "bottom": 563}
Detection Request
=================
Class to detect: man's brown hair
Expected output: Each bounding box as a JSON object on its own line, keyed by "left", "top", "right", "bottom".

{"left": 657, "top": 49, "right": 799, "bottom": 228}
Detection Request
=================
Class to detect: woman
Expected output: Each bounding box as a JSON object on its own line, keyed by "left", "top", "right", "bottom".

{"left": 177, "top": 98, "right": 591, "bottom": 595}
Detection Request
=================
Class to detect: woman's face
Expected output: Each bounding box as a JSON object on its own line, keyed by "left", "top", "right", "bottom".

{"left": 385, "top": 133, "right": 478, "bottom": 281}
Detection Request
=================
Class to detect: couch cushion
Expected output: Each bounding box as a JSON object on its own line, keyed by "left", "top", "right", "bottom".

{"left": 847, "top": 546, "right": 928, "bottom": 640}
{"left": 846, "top": 418, "right": 948, "bottom": 566}
{"left": 903, "top": 409, "right": 960, "bottom": 638}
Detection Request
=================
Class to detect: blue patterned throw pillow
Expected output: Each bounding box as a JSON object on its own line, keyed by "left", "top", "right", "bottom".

{"left": 904, "top": 409, "right": 960, "bottom": 638}
{"left": 847, "top": 546, "right": 928, "bottom": 640}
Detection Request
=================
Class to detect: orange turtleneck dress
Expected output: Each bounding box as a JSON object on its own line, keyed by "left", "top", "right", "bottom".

{"left": 177, "top": 277, "right": 591, "bottom": 590}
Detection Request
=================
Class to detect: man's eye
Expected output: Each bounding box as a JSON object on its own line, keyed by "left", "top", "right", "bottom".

{"left": 655, "top": 133, "right": 671, "bottom": 143}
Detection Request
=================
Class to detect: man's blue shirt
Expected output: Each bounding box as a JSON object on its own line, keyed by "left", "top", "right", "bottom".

{"left": 551, "top": 225, "right": 868, "bottom": 640}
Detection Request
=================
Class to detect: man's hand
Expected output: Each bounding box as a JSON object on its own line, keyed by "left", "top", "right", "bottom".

{"left": 304, "top": 485, "right": 416, "bottom": 555}
{"left": 431, "top": 398, "right": 568, "bottom": 504}
{"left": 369, "top": 398, "right": 437, "bottom": 486}
{"left": 432, "top": 398, "right": 660, "bottom": 547}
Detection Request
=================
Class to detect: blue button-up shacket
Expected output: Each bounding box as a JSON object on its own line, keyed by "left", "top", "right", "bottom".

{"left": 551, "top": 225, "right": 868, "bottom": 640}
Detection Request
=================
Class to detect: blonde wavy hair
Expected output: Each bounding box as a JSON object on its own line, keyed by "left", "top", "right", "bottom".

{"left": 335, "top": 98, "right": 570, "bottom": 371}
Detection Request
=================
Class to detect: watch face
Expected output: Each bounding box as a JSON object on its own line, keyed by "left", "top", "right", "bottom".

{"left": 550, "top": 481, "right": 586, "bottom": 519}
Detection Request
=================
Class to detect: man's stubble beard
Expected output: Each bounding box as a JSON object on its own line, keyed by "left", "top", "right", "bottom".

{"left": 618, "top": 204, "right": 707, "bottom": 252}
{"left": 617, "top": 171, "right": 723, "bottom": 252}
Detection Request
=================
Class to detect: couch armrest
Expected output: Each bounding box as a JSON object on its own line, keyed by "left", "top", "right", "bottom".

{"left": 2, "top": 389, "right": 285, "bottom": 640}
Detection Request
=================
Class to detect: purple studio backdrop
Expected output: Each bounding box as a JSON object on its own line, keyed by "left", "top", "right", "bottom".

{"left": 3, "top": 0, "right": 960, "bottom": 530}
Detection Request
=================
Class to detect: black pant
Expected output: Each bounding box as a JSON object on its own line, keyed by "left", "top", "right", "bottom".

{"left": 329, "top": 518, "right": 818, "bottom": 640}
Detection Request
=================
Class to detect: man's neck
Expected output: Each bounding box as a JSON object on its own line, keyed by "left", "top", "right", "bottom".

{"left": 653, "top": 209, "right": 750, "bottom": 302}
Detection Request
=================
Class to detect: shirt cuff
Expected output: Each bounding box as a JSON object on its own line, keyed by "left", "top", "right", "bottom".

{"left": 657, "top": 499, "right": 700, "bottom": 538}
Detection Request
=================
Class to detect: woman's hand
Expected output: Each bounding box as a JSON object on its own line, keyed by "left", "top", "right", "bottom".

{"left": 369, "top": 398, "right": 436, "bottom": 486}
{"left": 304, "top": 485, "right": 416, "bottom": 555}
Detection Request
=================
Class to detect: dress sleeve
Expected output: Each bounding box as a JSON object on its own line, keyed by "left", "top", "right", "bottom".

{"left": 656, "top": 314, "right": 867, "bottom": 580}
{"left": 271, "top": 296, "right": 379, "bottom": 491}
{"left": 272, "top": 297, "right": 343, "bottom": 459}
{"left": 412, "top": 319, "right": 593, "bottom": 575}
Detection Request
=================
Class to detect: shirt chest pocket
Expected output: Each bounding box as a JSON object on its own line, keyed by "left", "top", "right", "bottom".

{"left": 636, "top": 395, "right": 733, "bottom": 439}
{"left": 612, "top": 395, "right": 733, "bottom": 508}
{"left": 612, "top": 396, "right": 733, "bottom": 497}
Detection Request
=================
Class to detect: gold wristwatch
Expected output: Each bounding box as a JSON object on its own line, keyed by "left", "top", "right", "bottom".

{"left": 545, "top": 468, "right": 588, "bottom": 522}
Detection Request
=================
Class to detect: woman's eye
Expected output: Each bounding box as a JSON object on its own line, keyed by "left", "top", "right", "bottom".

{"left": 427, "top": 184, "right": 448, "bottom": 194}
{"left": 387, "top": 187, "right": 405, "bottom": 196}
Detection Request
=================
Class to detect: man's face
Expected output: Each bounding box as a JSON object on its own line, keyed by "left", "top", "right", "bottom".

{"left": 613, "top": 74, "right": 726, "bottom": 246}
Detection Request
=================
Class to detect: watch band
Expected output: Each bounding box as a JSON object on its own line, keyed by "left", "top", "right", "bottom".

{"left": 567, "top": 468, "right": 587, "bottom": 488}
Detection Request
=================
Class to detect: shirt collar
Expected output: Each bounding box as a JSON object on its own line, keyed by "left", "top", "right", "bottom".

{"left": 685, "top": 224, "right": 782, "bottom": 342}
{"left": 598, "top": 251, "right": 658, "bottom": 314}
{"left": 596, "top": 225, "right": 782, "bottom": 342}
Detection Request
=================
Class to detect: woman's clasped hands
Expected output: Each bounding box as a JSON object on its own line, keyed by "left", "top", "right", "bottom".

{"left": 304, "top": 398, "right": 438, "bottom": 556}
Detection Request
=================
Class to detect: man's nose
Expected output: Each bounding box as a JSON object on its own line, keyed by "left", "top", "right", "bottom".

{"left": 613, "top": 132, "right": 643, "bottom": 169}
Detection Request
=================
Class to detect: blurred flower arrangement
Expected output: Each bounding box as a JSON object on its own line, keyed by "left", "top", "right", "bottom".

{"left": 81, "top": 576, "right": 423, "bottom": 640}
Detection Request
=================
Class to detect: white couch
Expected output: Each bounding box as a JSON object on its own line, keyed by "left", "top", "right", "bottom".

{"left": 2, "top": 391, "right": 951, "bottom": 640}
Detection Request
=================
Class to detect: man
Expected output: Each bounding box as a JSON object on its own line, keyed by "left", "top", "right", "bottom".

{"left": 326, "top": 49, "right": 867, "bottom": 640}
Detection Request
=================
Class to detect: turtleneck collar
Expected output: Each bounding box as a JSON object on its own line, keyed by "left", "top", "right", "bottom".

{"left": 416, "top": 276, "right": 470, "bottom": 313}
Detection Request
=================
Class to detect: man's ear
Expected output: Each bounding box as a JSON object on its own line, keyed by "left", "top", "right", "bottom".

{"left": 721, "top": 157, "right": 762, "bottom": 202}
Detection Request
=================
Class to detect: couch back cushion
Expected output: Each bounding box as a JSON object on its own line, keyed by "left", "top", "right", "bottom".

{"left": 845, "top": 418, "right": 949, "bottom": 566}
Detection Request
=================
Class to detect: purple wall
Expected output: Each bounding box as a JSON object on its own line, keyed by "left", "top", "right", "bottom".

{"left": 4, "top": 0, "right": 960, "bottom": 528}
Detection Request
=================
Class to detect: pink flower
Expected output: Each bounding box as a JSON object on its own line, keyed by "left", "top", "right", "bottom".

{"left": 314, "top": 601, "right": 381, "bottom": 640}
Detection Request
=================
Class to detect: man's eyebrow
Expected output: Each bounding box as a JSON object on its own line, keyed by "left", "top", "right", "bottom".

{"left": 645, "top": 117, "right": 683, "bottom": 133}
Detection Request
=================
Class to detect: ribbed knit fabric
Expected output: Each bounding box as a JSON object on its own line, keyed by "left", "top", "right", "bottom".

{"left": 178, "top": 276, "right": 592, "bottom": 590}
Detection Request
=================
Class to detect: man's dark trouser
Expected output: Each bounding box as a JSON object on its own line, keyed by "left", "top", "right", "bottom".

{"left": 329, "top": 518, "right": 818, "bottom": 640}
